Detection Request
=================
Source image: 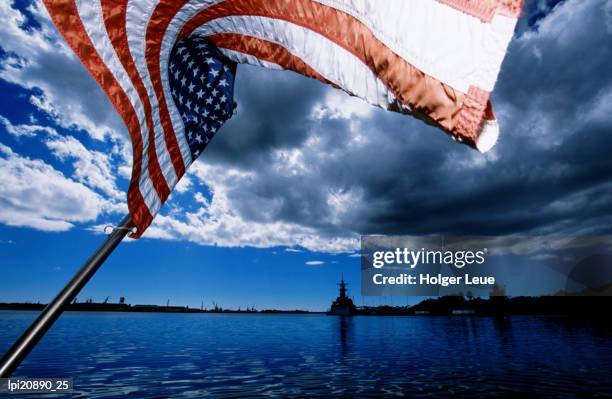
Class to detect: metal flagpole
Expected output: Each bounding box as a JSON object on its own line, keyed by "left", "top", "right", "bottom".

{"left": 0, "top": 215, "right": 134, "bottom": 377}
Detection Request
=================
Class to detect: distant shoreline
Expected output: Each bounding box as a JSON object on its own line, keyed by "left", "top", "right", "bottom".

{"left": 0, "top": 302, "right": 321, "bottom": 315}
{"left": 2, "top": 295, "right": 611, "bottom": 317}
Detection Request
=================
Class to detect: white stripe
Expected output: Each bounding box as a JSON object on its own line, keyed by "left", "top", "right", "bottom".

{"left": 125, "top": 0, "right": 184, "bottom": 192}
{"left": 315, "top": 0, "right": 518, "bottom": 92}
{"left": 76, "top": 0, "right": 161, "bottom": 216}
{"left": 190, "top": 15, "right": 398, "bottom": 112}
{"left": 155, "top": 0, "right": 227, "bottom": 174}
{"left": 218, "top": 49, "right": 284, "bottom": 71}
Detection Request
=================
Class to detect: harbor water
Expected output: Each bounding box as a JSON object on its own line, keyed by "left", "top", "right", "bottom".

{"left": 0, "top": 311, "right": 611, "bottom": 398}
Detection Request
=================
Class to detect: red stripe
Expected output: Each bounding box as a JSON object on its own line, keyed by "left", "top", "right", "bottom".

{"left": 177, "top": 0, "right": 489, "bottom": 147}
{"left": 42, "top": 0, "right": 152, "bottom": 235}
{"left": 436, "top": 0, "right": 524, "bottom": 22}
{"left": 144, "top": 1, "right": 188, "bottom": 181}
{"left": 100, "top": 0, "right": 171, "bottom": 203}
{"left": 209, "top": 34, "right": 336, "bottom": 87}
{"left": 456, "top": 86, "right": 491, "bottom": 143}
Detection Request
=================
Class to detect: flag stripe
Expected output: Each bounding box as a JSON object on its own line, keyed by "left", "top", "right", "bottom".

{"left": 42, "top": 0, "right": 154, "bottom": 232}
{"left": 99, "top": 0, "right": 171, "bottom": 203}
{"left": 313, "top": 0, "right": 519, "bottom": 92}
{"left": 218, "top": 48, "right": 285, "bottom": 71}
{"left": 126, "top": 0, "right": 192, "bottom": 188}
{"left": 75, "top": 0, "right": 164, "bottom": 224}
{"left": 190, "top": 17, "right": 396, "bottom": 112}
{"left": 177, "top": 0, "right": 487, "bottom": 146}
{"left": 145, "top": 1, "right": 189, "bottom": 185}
{"left": 209, "top": 34, "right": 333, "bottom": 86}
{"left": 76, "top": 0, "right": 161, "bottom": 219}
{"left": 435, "top": 0, "right": 523, "bottom": 22}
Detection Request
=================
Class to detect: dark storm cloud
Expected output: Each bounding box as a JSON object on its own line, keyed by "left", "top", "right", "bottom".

{"left": 198, "top": 0, "right": 612, "bottom": 241}
{"left": 204, "top": 65, "right": 327, "bottom": 166}
{"left": 515, "top": 0, "right": 567, "bottom": 33}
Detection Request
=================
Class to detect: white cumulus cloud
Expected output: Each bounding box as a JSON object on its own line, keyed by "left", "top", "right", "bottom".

{"left": 0, "top": 143, "right": 112, "bottom": 231}
{"left": 0, "top": 1, "right": 126, "bottom": 142}
{"left": 305, "top": 261, "right": 324, "bottom": 266}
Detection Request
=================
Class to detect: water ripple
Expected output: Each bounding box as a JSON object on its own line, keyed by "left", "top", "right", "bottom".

{"left": 0, "top": 312, "right": 610, "bottom": 398}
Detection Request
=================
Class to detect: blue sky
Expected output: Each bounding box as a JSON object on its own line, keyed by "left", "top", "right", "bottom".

{"left": 1, "top": 0, "right": 611, "bottom": 311}
{"left": 0, "top": 224, "right": 365, "bottom": 311}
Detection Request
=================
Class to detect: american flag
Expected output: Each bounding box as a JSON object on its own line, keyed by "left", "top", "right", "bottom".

{"left": 43, "top": 0, "right": 522, "bottom": 236}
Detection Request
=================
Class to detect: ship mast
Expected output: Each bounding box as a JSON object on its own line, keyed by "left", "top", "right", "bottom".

{"left": 338, "top": 278, "right": 347, "bottom": 298}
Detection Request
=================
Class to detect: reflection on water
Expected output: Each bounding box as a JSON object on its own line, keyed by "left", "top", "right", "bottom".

{"left": 338, "top": 316, "right": 352, "bottom": 358}
{"left": 0, "top": 311, "right": 611, "bottom": 398}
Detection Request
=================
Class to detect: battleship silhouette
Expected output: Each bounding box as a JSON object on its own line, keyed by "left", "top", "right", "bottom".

{"left": 327, "top": 278, "right": 357, "bottom": 316}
